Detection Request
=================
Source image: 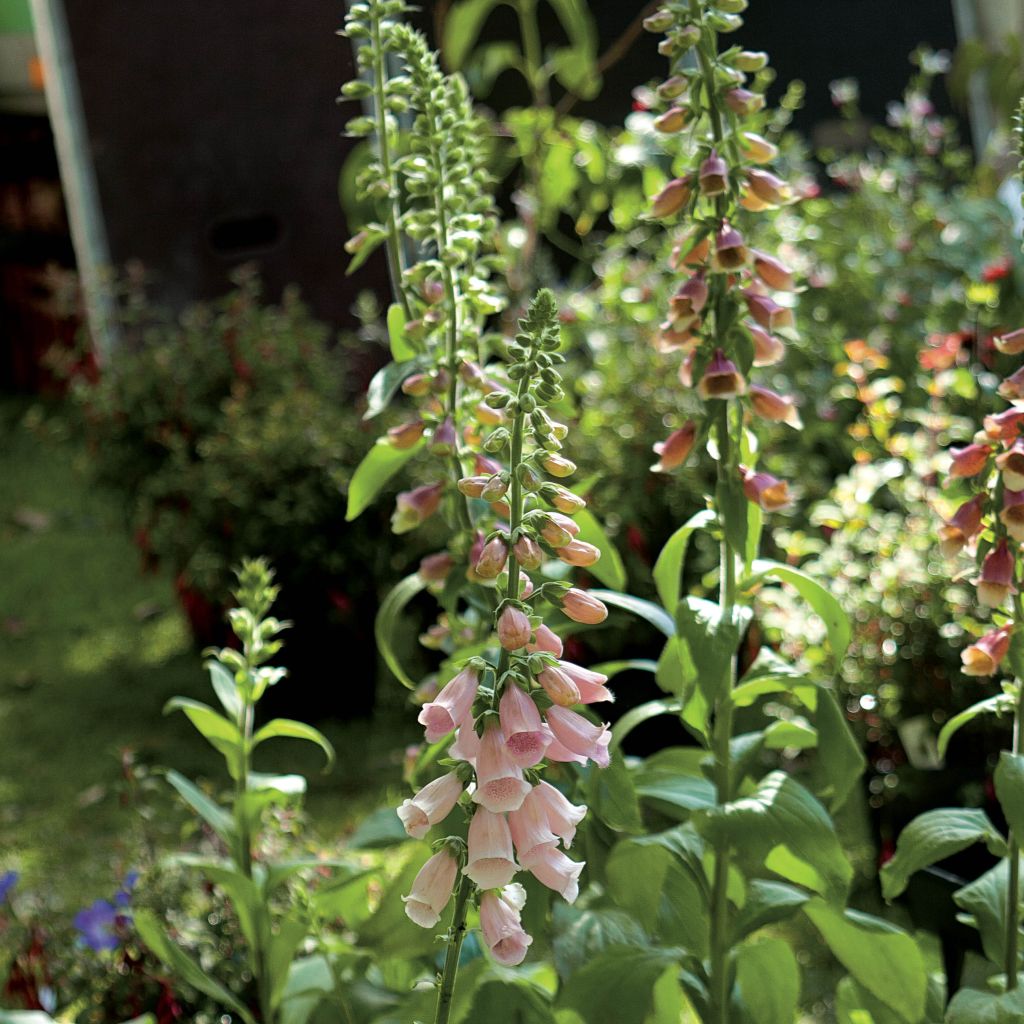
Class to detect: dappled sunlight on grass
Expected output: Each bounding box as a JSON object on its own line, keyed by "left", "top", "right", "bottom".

{"left": 63, "top": 612, "right": 191, "bottom": 677}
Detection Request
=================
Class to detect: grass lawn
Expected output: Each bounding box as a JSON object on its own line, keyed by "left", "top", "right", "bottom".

{"left": 0, "top": 397, "right": 417, "bottom": 913}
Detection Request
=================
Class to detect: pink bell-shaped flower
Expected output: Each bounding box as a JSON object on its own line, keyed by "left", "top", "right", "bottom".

{"left": 403, "top": 847, "right": 458, "bottom": 928}
{"left": 519, "top": 843, "right": 584, "bottom": 903}
{"left": 397, "top": 771, "right": 464, "bottom": 839}
{"left": 962, "top": 626, "right": 1012, "bottom": 677}
{"left": 557, "top": 661, "right": 614, "bottom": 704}
{"left": 546, "top": 706, "right": 611, "bottom": 768}
{"left": 464, "top": 807, "right": 518, "bottom": 889}
{"left": 698, "top": 349, "right": 746, "bottom": 400}
{"left": 417, "top": 667, "right": 478, "bottom": 742}
{"left": 532, "top": 781, "right": 587, "bottom": 847}
{"left": 473, "top": 723, "right": 532, "bottom": 813}
{"left": 938, "top": 494, "right": 985, "bottom": 558}
{"left": 651, "top": 422, "right": 697, "bottom": 473}
{"left": 975, "top": 538, "right": 1017, "bottom": 608}
{"left": 499, "top": 685, "right": 551, "bottom": 768}
{"left": 479, "top": 885, "right": 533, "bottom": 966}
{"left": 560, "top": 588, "right": 608, "bottom": 624}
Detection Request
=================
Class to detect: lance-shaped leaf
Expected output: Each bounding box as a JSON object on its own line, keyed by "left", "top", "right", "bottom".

{"left": 675, "top": 596, "right": 746, "bottom": 705}
{"left": 938, "top": 693, "right": 1015, "bottom": 758}
{"left": 730, "top": 880, "right": 810, "bottom": 945}
{"left": 386, "top": 303, "right": 416, "bottom": 361}
{"left": 163, "top": 769, "right": 234, "bottom": 845}
{"left": 955, "top": 859, "right": 1012, "bottom": 967}
{"left": 588, "top": 750, "right": 643, "bottom": 834}
{"left": 589, "top": 589, "right": 676, "bottom": 638}
{"left": 164, "top": 698, "right": 243, "bottom": 779}
{"left": 374, "top": 572, "right": 427, "bottom": 689}
{"left": 363, "top": 355, "right": 429, "bottom": 420}
{"left": 345, "top": 439, "right": 424, "bottom": 521}
{"left": 735, "top": 938, "right": 800, "bottom": 1024}
{"left": 946, "top": 985, "right": 1024, "bottom": 1023}
{"left": 252, "top": 719, "right": 335, "bottom": 771}
{"left": 653, "top": 509, "right": 715, "bottom": 613}
{"left": 814, "top": 684, "right": 866, "bottom": 812}
{"left": 996, "top": 751, "right": 1024, "bottom": 842}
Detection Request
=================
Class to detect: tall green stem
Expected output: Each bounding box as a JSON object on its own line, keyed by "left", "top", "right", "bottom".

{"left": 433, "top": 870, "right": 473, "bottom": 1024}
{"left": 1006, "top": 679, "right": 1024, "bottom": 989}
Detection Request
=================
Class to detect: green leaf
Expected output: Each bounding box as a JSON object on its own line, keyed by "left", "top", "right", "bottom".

{"left": 465, "top": 41, "right": 523, "bottom": 97}
{"left": 207, "top": 661, "right": 243, "bottom": 721}
{"left": 558, "top": 946, "right": 684, "bottom": 1024}
{"left": 836, "top": 975, "right": 946, "bottom": 1024}
{"left": 996, "top": 751, "right": 1024, "bottom": 843}
{"left": 938, "top": 694, "right": 1015, "bottom": 758}
{"left": 345, "top": 439, "right": 423, "bottom": 521}
{"left": 169, "top": 854, "right": 264, "bottom": 952}
{"left": 652, "top": 510, "right": 715, "bottom": 613}
{"left": 464, "top": 980, "right": 556, "bottom": 1024}
{"left": 386, "top": 303, "right": 415, "bottom": 361}
{"left": 588, "top": 749, "right": 643, "bottom": 834}
{"left": 946, "top": 986, "right": 1024, "bottom": 1024}
{"left": 442, "top": 0, "right": 501, "bottom": 69}
{"left": 134, "top": 909, "right": 257, "bottom": 1024}
{"left": 955, "top": 860, "right": 1011, "bottom": 966}
{"left": 164, "top": 697, "right": 243, "bottom": 779}
{"left": 716, "top": 472, "right": 749, "bottom": 562}
{"left": 730, "top": 880, "right": 809, "bottom": 945}
{"left": 252, "top": 719, "right": 335, "bottom": 771}
{"left": 163, "top": 769, "right": 234, "bottom": 844}
{"left": 696, "top": 771, "right": 852, "bottom": 904}
{"left": 355, "top": 846, "right": 439, "bottom": 958}
{"left": 363, "top": 357, "right": 428, "bottom": 420}
{"left": 279, "top": 956, "right": 335, "bottom": 1024}
{"left": 735, "top": 938, "right": 800, "bottom": 1024}
{"left": 732, "top": 648, "right": 816, "bottom": 709}
{"left": 589, "top": 589, "right": 675, "bottom": 637}
{"left": 763, "top": 718, "right": 817, "bottom": 749}
{"left": 880, "top": 807, "right": 1007, "bottom": 901}
{"left": 814, "top": 685, "right": 867, "bottom": 811}
{"left": 745, "top": 499, "right": 764, "bottom": 570}
{"left": 268, "top": 914, "right": 311, "bottom": 1011}
{"left": 375, "top": 573, "right": 427, "bottom": 689}
{"left": 348, "top": 805, "right": 413, "bottom": 849}
{"left": 552, "top": 905, "right": 649, "bottom": 980}
{"left": 610, "top": 698, "right": 681, "bottom": 753}
{"left": 572, "top": 508, "right": 626, "bottom": 590}
{"left": 1009, "top": 629, "right": 1024, "bottom": 680}
{"left": 804, "top": 901, "right": 927, "bottom": 1024}
{"left": 742, "top": 559, "right": 851, "bottom": 670}
{"left": 675, "top": 597, "right": 741, "bottom": 705}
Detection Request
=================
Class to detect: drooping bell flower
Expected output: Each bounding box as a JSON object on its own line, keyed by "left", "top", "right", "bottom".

{"left": 654, "top": 106, "right": 689, "bottom": 133}
{"left": 531, "top": 781, "right": 587, "bottom": 847}
{"left": 387, "top": 420, "right": 426, "bottom": 449}
{"left": 464, "top": 807, "right": 518, "bottom": 889}
{"left": 540, "top": 726, "right": 588, "bottom": 765}
{"left": 749, "top": 385, "right": 802, "bottom": 428}
{"left": 985, "top": 409, "right": 1024, "bottom": 442}
{"left": 999, "top": 365, "right": 1024, "bottom": 402}
{"left": 698, "top": 349, "right": 746, "bottom": 400}
{"left": 519, "top": 843, "right": 584, "bottom": 903}
{"left": 950, "top": 443, "right": 992, "bottom": 479}
{"left": 962, "top": 627, "right": 1013, "bottom": 677}
{"left": 712, "top": 225, "right": 748, "bottom": 271}
{"left": 499, "top": 685, "right": 550, "bottom": 768}
{"left": 724, "top": 87, "right": 765, "bottom": 115}
{"left": 429, "top": 417, "right": 457, "bottom": 456}
{"left": 545, "top": 706, "right": 611, "bottom": 768}
{"left": 745, "top": 169, "right": 791, "bottom": 206}
{"left": 475, "top": 454, "right": 503, "bottom": 476}
{"left": 698, "top": 150, "right": 728, "bottom": 196}
{"left": 739, "top": 131, "right": 778, "bottom": 163}
{"left": 498, "top": 605, "right": 532, "bottom": 651}
{"left": 997, "top": 440, "right": 1024, "bottom": 490}
{"left": 537, "top": 664, "right": 582, "bottom": 707}
{"left": 449, "top": 724, "right": 480, "bottom": 764}
{"left": 476, "top": 537, "right": 510, "bottom": 580}
{"left": 513, "top": 535, "right": 544, "bottom": 571}
{"left": 398, "top": 772, "right": 464, "bottom": 839}
{"left": 669, "top": 275, "right": 708, "bottom": 330}
{"left": 417, "top": 667, "right": 478, "bottom": 742}
{"left": 740, "top": 465, "right": 792, "bottom": 511}
{"left": 650, "top": 175, "right": 693, "bottom": 219}
{"left": 655, "top": 322, "right": 699, "bottom": 354}
{"left": 473, "top": 723, "right": 531, "bottom": 813}
{"left": 560, "top": 588, "right": 609, "bottom": 624}
{"left": 557, "top": 661, "right": 614, "bottom": 704}
{"left": 479, "top": 885, "right": 532, "bottom": 966}
{"left": 670, "top": 230, "right": 710, "bottom": 269}
{"left": 539, "top": 512, "right": 580, "bottom": 547}
{"left": 392, "top": 482, "right": 444, "bottom": 534}
{"left": 403, "top": 847, "right": 458, "bottom": 927}
{"left": 751, "top": 249, "right": 796, "bottom": 291}
{"left": 750, "top": 323, "right": 785, "bottom": 366}
{"left": 1002, "top": 490, "right": 1024, "bottom": 543}
{"left": 938, "top": 494, "right": 986, "bottom": 557}
{"left": 418, "top": 551, "right": 454, "bottom": 583}
{"left": 508, "top": 790, "right": 559, "bottom": 862}
{"left": 744, "top": 290, "right": 794, "bottom": 332}
{"left": 555, "top": 540, "right": 601, "bottom": 568}
{"left": 975, "top": 538, "right": 1017, "bottom": 608}
{"left": 995, "top": 327, "right": 1024, "bottom": 355}
{"left": 651, "top": 422, "right": 698, "bottom": 473}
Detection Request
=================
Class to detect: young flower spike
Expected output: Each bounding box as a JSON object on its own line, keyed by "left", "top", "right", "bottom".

{"left": 499, "top": 684, "right": 550, "bottom": 767}
{"left": 939, "top": 494, "right": 985, "bottom": 557}
{"left": 398, "top": 772, "right": 464, "bottom": 839}
{"left": 417, "top": 667, "right": 478, "bottom": 742}
{"left": 479, "top": 886, "right": 532, "bottom": 966}
{"left": 464, "top": 807, "right": 518, "bottom": 889}
{"left": 975, "top": 538, "right": 1017, "bottom": 608}
{"left": 698, "top": 349, "right": 747, "bottom": 400}
{"left": 472, "top": 723, "right": 532, "bottom": 813}
{"left": 961, "top": 626, "right": 1013, "bottom": 677}
{"left": 403, "top": 847, "right": 458, "bottom": 928}
{"left": 652, "top": 422, "right": 698, "bottom": 472}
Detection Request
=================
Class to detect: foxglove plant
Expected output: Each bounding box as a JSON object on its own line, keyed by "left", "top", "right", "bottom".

{"left": 881, "top": 102, "right": 1024, "bottom": 1021}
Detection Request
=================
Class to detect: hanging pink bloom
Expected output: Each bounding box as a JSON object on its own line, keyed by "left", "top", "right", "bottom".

{"left": 995, "top": 327, "right": 1024, "bottom": 355}
{"left": 938, "top": 494, "right": 986, "bottom": 557}
{"left": 557, "top": 661, "right": 614, "bottom": 704}
{"left": 669, "top": 275, "right": 708, "bottom": 330}
{"left": 398, "top": 772, "right": 464, "bottom": 839}
{"left": 950, "top": 443, "right": 991, "bottom": 479}
{"left": 403, "top": 848, "right": 458, "bottom": 928}
{"left": 418, "top": 551, "right": 454, "bottom": 583}
{"left": 698, "top": 349, "right": 746, "bottom": 400}
{"left": 541, "top": 726, "right": 588, "bottom": 765}
{"left": 745, "top": 169, "right": 791, "bottom": 206}
{"left": 464, "top": 807, "right": 518, "bottom": 889}
{"left": 392, "top": 482, "right": 444, "bottom": 534}
{"left": 654, "top": 106, "right": 689, "bottom": 133}
{"left": 532, "top": 781, "right": 587, "bottom": 847}
{"left": 751, "top": 249, "right": 796, "bottom": 291}
{"left": 999, "top": 441, "right": 1024, "bottom": 490}
{"left": 479, "top": 886, "right": 532, "bottom": 966}
{"left": 670, "top": 230, "right": 710, "bottom": 268}
{"left": 652, "top": 422, "right": 698, "bottom": 473}
{"left": 975, "top": 538, "right": 1017, "bottom": 608}
{"left": 546, "top": 706, "right": 611, "bottom": 768}
{"left": 508, "top": 790, "right": 559, "bottom": 861}
{"left": 449, "top": 724, "right": 480, "bottom": 764}
{"left": 540, "top": 512, "right": 580, "bottom": 547}
{"left": 739, "top": 131, "right": 778, "bottom": 163}
{"left": 650, "top": 175, "right": 693, "bottom": 219}
{"left": 476, "top": 537, "right": 510, "bottom": 579}
{"left": 527, "top": 624, "right": 564, "bottom": 657}
{"left": 749, "top": 323, "right": 785, "bottom": 366}
{"left": 749, "top": 385, "right": 802, "bottom": 428}
{"left": 499, "top": 685, "right": 550, "bottom": 768}
{"left": 962, "top": 627, "right": 1013, "bottom": 677}
{"left": 417, "top": 667, "right": 478, "bottom": 742}
{"left": 429, "top": 417, "right": 457, "bottom": 456}
{"left": 475, "top": 454, "right": 503, "bottom": 476}
{"left": 561, "top": 588, "right": 608, "bottom": 624}
{"left": 744, "top": 290, "right": 794, "bottom": 332}
{"left": 537, "top": 663, "right": 582, "bottom": 707}
{"left": 712, "top": 225, "right": 748, "bottom": 271}
{"left": 1002, "top": 490, "right": 1024, "bottom": 543}
{"left": 999, "top": 366, "right": 1024, "bottom": 402}
{"left": 555, "top": 540, "right": 601, "bottom": 568}
{"left": 740, "top": 465, "right": 792, "bottom": 511}
{"left": 985, "top": 408, "right": 1024, "bottom": 442}
{"left": 519, "top": 843, "right": 584, "bottom": 903}
{"left": 699, "top": 150, "right": 728, "bottom": 196}
{"left": 473, "top": 724, "right": 532, "bottom": 812}
{"left": 387, "top": 420, "right": 426, "bottom": 449}
{"left": 498, "top": 605, "right": 532, "bottom": 651}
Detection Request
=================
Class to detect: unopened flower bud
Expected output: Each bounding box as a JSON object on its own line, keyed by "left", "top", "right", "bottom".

{"left": 476, "top": 537, "right": 510, "bottom": 579}
{"left": 537, "top": 664, "right": 582, "bottom": 707}
{"left": 422, "top": 279, "right": 445, "bottom": 305}
{"left": 651, "top": 422, "right": 698, "bottom": 473}
{"left": 724, "top": 87, "right": 765, "bottom": 115}
{"left": 739, "top": 132, "right": 778, "bottom": 164}
{"left": 651, "top": 175, "right": 693, "bottom": 219}
{"left": 344, "top": 229, "right": 369, "bottom": 254}
{"left": 392, "top": 482, "right": 444, "bottom": 534}
{"left": 740, "top": 465, "right": 792, "bottom": 511}
{"left": 527, "top": 623, "right": 563, "bottom": 657}
{"left": 543, "top": 485, "right": 586, "bottom": 515}
{"left": 560, "top": 588, "right": 608, "bottom": 624}
{"left": 698, "top": 349, "right": 746, "bottom": 400}
{"left": 387, "top": 419, "right": 425, "bottom": 449}
{"left": 749, "top": 385, "right": 802, "bottom": 428}
{"left": 962, "top": 627, "right": 1013, "bottom": 677}
{"left": 642, "top": 8, "right": 673, "bottom": 32}
{"left": 498, "top": 605, "right": 532, "bottom": 651}
{"left": 542, "top": 454, "right": 576, "bottom": 478}
{"left": 658, "top": 75, "right": 689, "bottom": 101}
{"left": 402, "top": 373, "right": 431, "bottom": 397}
{"left": 481, "top": 475, "right": 509, "bottom": 502}
{"left": 699, "top": 150, "right": 729, "bottom": 196}
{"left": 556, "top": 540, "right": 601, "bottom": 568}
{"left": 975, "top": 538, "right": 1017, "bottom": 608}
{"left": 419, "top": 551, "right": 455, "bottom": 583}
{"left": 458, "top": 475, "right": 488, "bottom": 498}
{"left": 539, "top": 511, "right": 580, "bottom": 547}
{"left": 429, "top": 418, "right": 457, "bottom": 455}
{"left": 734, "top": 50, "right": 768, "bottom": 71}
{"left": 513, "top": 535, "right": 544, "bottom": 570}
{"left": 746, "top": 169, "right": 791, "bottom": 206}
{"left": 654, "top": 106, "right": 689, "bottom": 133}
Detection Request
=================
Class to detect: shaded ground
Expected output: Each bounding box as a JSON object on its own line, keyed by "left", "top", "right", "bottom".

{"left": 0, "top": 398, "right": 416, "bottom": 913}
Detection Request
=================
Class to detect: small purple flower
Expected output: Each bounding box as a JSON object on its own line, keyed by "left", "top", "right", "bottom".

{"left": 0, "top": 871, "right": 18, "bottom": 903}
{"left": 114, "top": 870, "right": 140, "bottom": 908}
{"left": 74, "top": 899, "right": 120, "bottom": 951}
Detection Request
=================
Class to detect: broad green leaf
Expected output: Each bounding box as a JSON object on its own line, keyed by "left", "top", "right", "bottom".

{"left": 763, "top": 718, "right": 817, "bottom": 749}
{"left": 345, "top": 439, "right": 423, "bottom": 521}
{"left": 732, "top": 648, "right": 816, "bottom": 709}
{"left": 134, "top": 909, "right": 256, "bottom": 1024}
{"left": 164, "top": 698, "right": 243, "bottom": 778}
{"left": 730, "top": 880, "right": 809, "bottom": 945}
{"left": 551, "top": 905, "right": 649, "bottom": 980}
{"left": 386, "top": 303, "right": 415, "bottom": 361}
{"left": 632, "top": 748, "right": 716, "bottom": 817}
{"left": 938, "top": 694, "right": 1015, "bottom": 758}
{"left": 268, "top": 914, "right": 311, "bottom": 1011}
{"left": 736, "top": 938, "right": 800, "bottom": 1024}
{"left": 348, "top": 805, "right": 413, "bottom": 849}
{"left": 946, "top": 986, "right": 1024, "bottom": 1024}
{"left": 252, "top": 719, "right": 335, "bottom": 770}
{"left": 610, "top": 698, "right": 681, "bottom": 753}
{"left": 745, "top": 498, "right": 764, "bottom": 570}
{"left": 363, "top": 356, "right": 428, "bottom": 420}
{"left": 464, "top": 980, "right": 556, "bottom": 1024}
{"left": 716, "top": 471, "right": 749, "bottom": 561}
{"left": 653, "top": 509, "right": 715, "bottom": 612}
{"left": 836, "top": 975, "right": 946, "bottom": 1024}
{"left": 207, "top": 661, "right": 243, "bottom": 721}
{"left": 164, "top": 769, "right": 234, "bottom": 844}
{"left": 804, "top": 901, "right": 927, "bottom": 1024}
{"left": 589, "top": 589, "right": 676, "bottom": 637}
{"left": 955, "top": 859, "right": 1011, "bottom": 966}
{"left": 375, "top": 573, "right": 427, "bottom": 689}
{"left": 169, "top": 854, "right": 264, "bottom": 952}
{"left": 645, "top": 966, "right": 700, "bottom": 1024}
{"left": 588, "top": 749, "right": 643, "bottom": 834}
{"left": 558, "top": 946, "right": 684, "bottom": 1024}
{"left": 355, "top": 846, "right": 438, "bottom": 958}
{"left": 742, "top": 559, "right": 851, "bottom": 669}
{"left": 880, "top": 807, "right": 1006, "bottom": 901}
{"left": 656, "top": 636, "right": 695, "bottom": 694}
{"left": 572, "top": 508, "right": 626, "bottom": 590}
{"left": 443, "top": 0, "right": 501, "bottom": 69}
{"left": 814, "top": 685, "right": 866, "bottom": 811}
{"left": 696, "top": 772, "right": 852, "bottom": 904}
{"left": 279, "top": 956, "right": 335, "bottom": 1024}
{"left": 465, "top": 41, "right": 523, "bottom": 97}
{"left": 675, "top": 597, "right": 741, "bottom": 705}
{"left": 996, "top": 751, "right": 1024, "bottom": 842}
